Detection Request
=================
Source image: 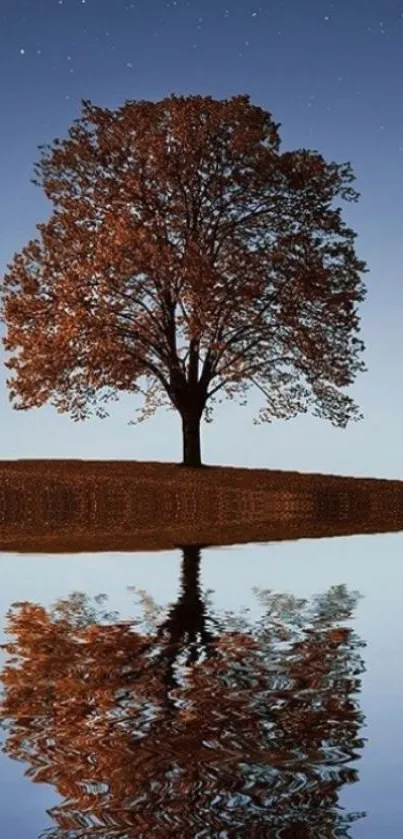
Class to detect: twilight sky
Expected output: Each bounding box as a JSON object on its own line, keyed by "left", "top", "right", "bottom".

{"left": 1, "top": 0, "right": 402, "bottom": 477}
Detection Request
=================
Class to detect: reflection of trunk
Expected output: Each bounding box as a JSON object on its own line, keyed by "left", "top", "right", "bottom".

{"left": 163, "top": 545, "right": 205, "bottom": 654}
{"left": 157, "top": 544, "right": 217, "bottom": 702}
{"left": 180, "top": 410, "right": 202, "bottom": 467}
{"left": 178, "top": 545, "right": 203, "bottom": 646}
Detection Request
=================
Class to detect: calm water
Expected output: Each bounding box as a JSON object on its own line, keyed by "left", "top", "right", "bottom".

{"left": 0, "top": 533, "right": 402, "bottom": 838}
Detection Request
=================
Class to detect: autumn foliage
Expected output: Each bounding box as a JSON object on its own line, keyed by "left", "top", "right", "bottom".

{"left": 0, "top": 552, "right": 367, "bottom": 837}
{"left": 0, "top": 94, "right": 367, "bottom": 464}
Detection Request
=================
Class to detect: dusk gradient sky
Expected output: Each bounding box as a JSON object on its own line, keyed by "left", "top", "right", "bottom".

{"left": 1, "top": 0, "right": 402, "bottom": 477}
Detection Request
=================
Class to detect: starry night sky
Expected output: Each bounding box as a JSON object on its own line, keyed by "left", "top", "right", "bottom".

{"left": 1, "top": 0, "right": 403, "bottom": 476}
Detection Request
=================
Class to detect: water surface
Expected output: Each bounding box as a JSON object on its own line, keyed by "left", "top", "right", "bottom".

{"left": 1, "top": 533, "right": 402, "bottom": 837}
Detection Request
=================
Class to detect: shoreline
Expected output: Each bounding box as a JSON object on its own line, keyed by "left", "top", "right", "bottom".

{"left": 1, "top": 459, "right": 403, "bottom": 553}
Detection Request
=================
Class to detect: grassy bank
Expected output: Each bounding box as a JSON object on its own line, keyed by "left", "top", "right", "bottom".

{"left": 1, "top": 457, "right": 402, "bottom": 489}
{"left": 1, "top": 459, "right": 403, "bottom": 553}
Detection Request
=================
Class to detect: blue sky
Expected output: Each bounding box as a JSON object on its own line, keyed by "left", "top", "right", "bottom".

{"left": 1, "top": 0, "right": 402, "bottom": 477}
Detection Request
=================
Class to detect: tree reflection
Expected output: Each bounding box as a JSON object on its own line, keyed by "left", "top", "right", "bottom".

{"left": 0, "top": 546, "right": 367, "bottom": 838}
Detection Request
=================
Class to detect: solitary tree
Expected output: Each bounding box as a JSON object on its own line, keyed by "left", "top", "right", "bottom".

{"left": 0, "top": 94, "right": 367, "bottom": 466}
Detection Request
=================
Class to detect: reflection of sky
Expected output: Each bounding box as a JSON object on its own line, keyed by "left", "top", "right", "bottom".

{"left": 1, "top": 533, "right": 403, "bottom": 837}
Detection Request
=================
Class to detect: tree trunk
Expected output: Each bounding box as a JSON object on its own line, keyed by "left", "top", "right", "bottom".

{"left": 181, "top": 410, "right": 202, "bottom": 467}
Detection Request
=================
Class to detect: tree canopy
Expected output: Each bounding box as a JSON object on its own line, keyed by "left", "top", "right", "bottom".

{"left": 0, "top": 93, "right": 368, "bottom": 465}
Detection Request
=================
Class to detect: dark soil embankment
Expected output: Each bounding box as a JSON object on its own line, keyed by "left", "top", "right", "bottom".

{"left": 1, "top": 459, "right": 403, "bottom": 553}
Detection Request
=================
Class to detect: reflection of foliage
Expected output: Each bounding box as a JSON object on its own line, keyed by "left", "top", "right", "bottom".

{"left": 0, "top": 556, "right": 366, "bottom": 839}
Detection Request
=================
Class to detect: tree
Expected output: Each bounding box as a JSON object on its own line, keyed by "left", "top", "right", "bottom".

{"left": 0, "top": 94, "right": 368, "bottom": 466}
{"left": 0, "top": 558, "right": 367, "bottom": 837}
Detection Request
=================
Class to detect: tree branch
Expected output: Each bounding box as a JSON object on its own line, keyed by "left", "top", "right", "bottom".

{"left": 188, "top": 337, "right": 199, "bottom": 387}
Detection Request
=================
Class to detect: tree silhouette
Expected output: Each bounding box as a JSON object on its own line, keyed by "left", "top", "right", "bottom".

{"left": 1, "top": 94, "right": 367, "bottom": 465}
{"left": 0, "top": 549, "right": 367, "bottom": 837}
